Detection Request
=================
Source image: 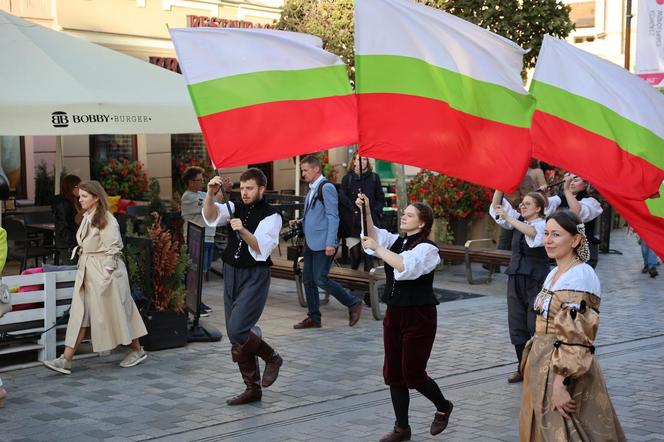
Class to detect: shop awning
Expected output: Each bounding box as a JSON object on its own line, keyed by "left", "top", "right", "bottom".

{"left": 0, "top": 11, "right": 199, "bottom": 135}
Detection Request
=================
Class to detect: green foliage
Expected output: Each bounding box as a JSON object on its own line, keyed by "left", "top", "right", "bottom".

{"left": 124, "top": 243, "right": 147, "bottom": 297}
{"left": 277, "top": 0, "right": 574, "bottom": 81}
{"left": 423, "top": 0, "right": 575, "bottom": 72}
{"left": 277, "top": 0, "right": 355, "bottom": 83}
{"left": 143, "top": 178, "right": 167, "bottom": 229}
{"left": 34, "top": 161, "right": 55, "bottom": 205}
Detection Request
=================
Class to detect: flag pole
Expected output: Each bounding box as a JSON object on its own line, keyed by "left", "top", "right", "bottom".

{"left": 599, "top": 1, "right": 633, "bottom": 255}
{"left": 358, "top": 153, "right": 369, "bottom": 237}
{"left": 215, "top": 169, "right": 240, "bottom": 241}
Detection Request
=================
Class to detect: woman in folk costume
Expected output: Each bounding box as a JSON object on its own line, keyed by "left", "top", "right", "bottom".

{"left": 357, "top": 194, "right": 453, "bottom": 442}
{"left": 520, "top": 210, "right": 625, "bottom": 441}
{"left": 44, "top": 181, "right": 147, "bottom": 375}
{"left": 490, "top": 191, "right": 550, "bottom": 383}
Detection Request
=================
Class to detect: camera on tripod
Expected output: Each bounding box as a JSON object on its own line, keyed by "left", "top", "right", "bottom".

{"left": 282, "top": 220, "right": 304, "bottom": 241}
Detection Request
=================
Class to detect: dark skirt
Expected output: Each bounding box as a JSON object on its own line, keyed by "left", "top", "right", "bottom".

{"left": 383, "top": 304, "right": 437, "bottom": 389}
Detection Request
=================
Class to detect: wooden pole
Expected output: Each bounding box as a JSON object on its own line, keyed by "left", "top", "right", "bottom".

{"left": 358, "top": 154, "right": 369, "bottom": 236}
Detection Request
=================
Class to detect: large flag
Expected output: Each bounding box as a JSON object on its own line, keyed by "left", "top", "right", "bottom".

{"left": 355, "top": 0, "right": 535, "bottom": 192}
{"left": 594, "top": 182, "right": 664, "bottom": 260}
{"left": 530, "top": 35, "right": 664, "bottom": 201}
{"left": 169, "top": 28, "right": 357, "bottom": 168}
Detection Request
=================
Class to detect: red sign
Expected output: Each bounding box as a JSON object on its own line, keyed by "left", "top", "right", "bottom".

{"left": 187, "top": 15, "right": 273, "bottom": 29}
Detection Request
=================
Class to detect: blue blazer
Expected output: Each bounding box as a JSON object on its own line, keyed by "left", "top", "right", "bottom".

{"left": 302, "top": 179, "right": 339, "bottom": 251}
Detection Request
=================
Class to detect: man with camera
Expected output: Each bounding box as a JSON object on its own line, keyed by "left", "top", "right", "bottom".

{"left": 203, "top": 168, "right": 283, "bottom": 406}
{"left": 292, "top": 155, "right": 363, "bottom": 329}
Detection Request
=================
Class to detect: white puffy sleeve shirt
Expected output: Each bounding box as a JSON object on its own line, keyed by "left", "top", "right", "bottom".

{"left": 363, "top": 226, "right": 441, "bottom": 281}
{"left": 545, "top": 195, "right": 603, "bottom": 222}
{"left": 202, "top": 201, "right": 282, "bottom": 262}
{"left": 489, "top": 199, "right": 545, "bottom": 248}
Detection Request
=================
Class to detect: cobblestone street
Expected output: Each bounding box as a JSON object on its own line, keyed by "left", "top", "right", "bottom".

{"left": 1, "top": 231, "right": 663, "bottom": 441}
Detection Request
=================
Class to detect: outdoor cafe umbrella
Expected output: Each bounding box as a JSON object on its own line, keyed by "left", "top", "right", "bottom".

{"left": 0, "top": 10, "right": 199, "bottom": 136}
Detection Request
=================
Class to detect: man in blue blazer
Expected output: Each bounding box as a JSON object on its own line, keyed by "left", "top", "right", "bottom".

{"left": 293, "top": 155, "right": 363, "bottom": 329}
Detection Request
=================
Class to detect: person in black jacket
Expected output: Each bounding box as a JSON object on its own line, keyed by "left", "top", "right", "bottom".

{"left": 358, "top": 194, "right": 453, "bottom": 442}
{"left": 52, "top": 174, "right": 82, "bottom": 264}
{"left": 341, "top": 153, "right": 385, "bottom": 271}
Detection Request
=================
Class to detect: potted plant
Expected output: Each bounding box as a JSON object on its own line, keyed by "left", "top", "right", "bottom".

{"left": 34, "top": 161, "right": 55, "bottom": 205}
{"left": 98, "top": 159, "right": 149, "bottom": 200}
{"left": 124, "top": 214, "right": 190, "bottom": 351}
{"left": 407, "top": 170, "right": 492, "bottom": 245}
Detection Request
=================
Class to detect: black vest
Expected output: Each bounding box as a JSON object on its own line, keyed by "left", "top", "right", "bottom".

{"left": 382, "top": 235, "right": 438, "bottom": 307}
{"left": 505, "top": 218, "right": 550, "bottom": 282}
{"left": 222, "top": 199, "right": 277, "bottom": 268}
{"left": 558, "top": 190, "right": 599, "bottom": 243}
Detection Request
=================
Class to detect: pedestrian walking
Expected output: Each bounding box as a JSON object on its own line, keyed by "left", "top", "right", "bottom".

{"left": 43, "top": 181, "right": 147, "bottom": 375}
{"left": 340, "top": 153, "right": 385, "bottom": 271}
{"left": 639, "top": 238, "right": 659, "bottom": 278}
{"left": 181, "top": 165, "right": 217, "bottom": 314}
{"left": 292, "top": 155, "right": 363, "bottom": 330}
{"left": 520, "top": 209, "right": 625, "bottom": 441}
{"left": 358, "top": 194, "right": 453, "bottom": 441}
{"left": 203, "top": 168, "right": 283, "bottom": 405}
{"left": 490, "top": 190, "right": 549, "bottom": 383}
{"left": 52, "top": 174, "right": 83, "bottom": 265}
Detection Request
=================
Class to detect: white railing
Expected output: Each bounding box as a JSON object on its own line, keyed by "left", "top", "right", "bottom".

{"left": 0, "top": 270, "right": 77, "bottom": 369}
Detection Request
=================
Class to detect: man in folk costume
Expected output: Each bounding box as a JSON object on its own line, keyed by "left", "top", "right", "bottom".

{"left": 203, "top": 168, "right": 283, "bottom": 405}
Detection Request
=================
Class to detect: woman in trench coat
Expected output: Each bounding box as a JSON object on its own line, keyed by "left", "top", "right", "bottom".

{"left": 44, "top": 180, "right": 147, "bottom": 375}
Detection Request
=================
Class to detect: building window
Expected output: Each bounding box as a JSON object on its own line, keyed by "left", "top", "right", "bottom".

{"left": 0, "top": 136, "right": 27, "bottom": 199}
{"left": 89, "top": 135, "right": 138, "bottom": 180}
{"left": 569, "top": 1, "right": 596, "bottom": 29}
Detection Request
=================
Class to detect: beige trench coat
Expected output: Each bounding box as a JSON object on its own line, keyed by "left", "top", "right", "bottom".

{"left": 64, "top": 211, "right": 147, "bottom": 352}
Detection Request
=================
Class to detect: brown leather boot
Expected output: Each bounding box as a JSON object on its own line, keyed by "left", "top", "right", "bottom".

{"left": 227, "top": 356, "right": 262, "bottom": 406}
{"left": 379, "top": 424, "right": 411, "bottom": 442}
{"left": 227, "top": 339, "right": 263, "bottom": 406}
{"left": 255, "top": 337, "right": 283, "bottom": 388}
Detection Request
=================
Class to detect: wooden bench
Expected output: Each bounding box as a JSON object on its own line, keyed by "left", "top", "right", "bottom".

{"left": 271, "top": 257, "right": 387, "bottom": 321}
{"left": 0, "top": 270, "right": 78, "bottom": 370}
{"left": 438, "top": 239, "right": 512, "bottom": 284}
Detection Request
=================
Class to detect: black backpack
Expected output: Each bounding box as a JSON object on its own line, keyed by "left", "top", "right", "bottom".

{"left": 313, "top": 180, "right": 354, "bottom": 239}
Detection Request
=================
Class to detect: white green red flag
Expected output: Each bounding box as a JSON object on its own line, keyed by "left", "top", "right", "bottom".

{"left": 594, "top": 181, "right": 664, "bottom": 260}
{"left": 169, "top": 28, "right": 357, "bottom": 168}
{"left": 530, "top": 35, "right": 664, "bottom": 200}
{"left": 354, "top": 0, "right": 535, "bottom": 192}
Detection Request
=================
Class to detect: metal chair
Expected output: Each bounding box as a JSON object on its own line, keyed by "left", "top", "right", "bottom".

{"left": 3, "top": 218, "right": 56, "bottom": 272}
{"left": 126, "top": 205, "right": 148, "bottom": 218}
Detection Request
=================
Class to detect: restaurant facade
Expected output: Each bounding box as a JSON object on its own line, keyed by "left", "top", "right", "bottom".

{"left": 0, "top": 0, "right": 329, "bottom": 202}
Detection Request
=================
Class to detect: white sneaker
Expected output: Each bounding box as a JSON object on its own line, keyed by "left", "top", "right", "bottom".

{"left": 120, "top": 348, "right": 147, "bottom": 368}
{"left": 44, "top": 355, "right": 72, "bottom": 375}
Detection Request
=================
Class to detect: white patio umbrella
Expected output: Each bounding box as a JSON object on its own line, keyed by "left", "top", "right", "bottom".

{"left": 0, "top": 10, "right": 199, "bottom": 135}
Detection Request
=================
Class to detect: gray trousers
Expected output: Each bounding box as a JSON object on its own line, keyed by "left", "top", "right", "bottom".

{"left": 223, "top": 264, "right": 271, "bottom": 345}
{"left": 506, "top": 274, "right": 542, "bottom": 346}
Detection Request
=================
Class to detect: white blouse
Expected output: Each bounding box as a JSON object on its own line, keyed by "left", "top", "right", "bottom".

{"left": 202, "top": 201, "right": 282, "bottom": 262}
{"left": 364, "top": 227, "right": 440, "bottom": 281}
{"left": 488, "top": 198, "right": 546, "bottom": 248}
{"left": 535, "top": 263, "right": 601, "bottom": 318}
{"left": 546, "top": 195, "right": 603, "bottom": 223}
